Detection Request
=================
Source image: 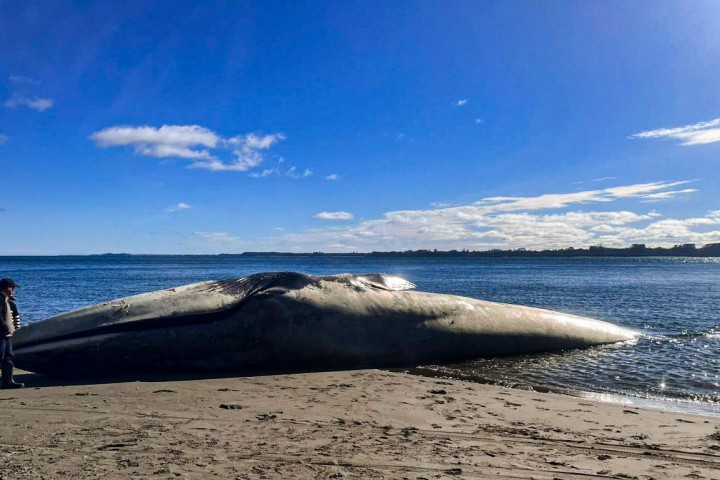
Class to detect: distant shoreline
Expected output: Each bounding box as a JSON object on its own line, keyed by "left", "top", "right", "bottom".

{"left": 3, "top": 243, "right": 718, "bottom": 258}
{"left": 239, "top": 243, "right": 720, "bottom": 257}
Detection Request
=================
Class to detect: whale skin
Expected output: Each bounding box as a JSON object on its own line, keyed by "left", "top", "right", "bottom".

{"left": 12, "top": 272, "right": 637, "bottom": 377}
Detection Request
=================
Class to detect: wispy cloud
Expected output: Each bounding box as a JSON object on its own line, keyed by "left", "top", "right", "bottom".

{"left": 287, "top": 167, "right": 312, "bottom": 179}
{"left": 4, "top": 94, "right": 54, "bottom": 112}
{"left": 204, "top": 133, "right": 286, "bottom": 172}
{"left": 325, "top": 174, "right": 340, "bottom": 181}
{"left": 249, "top": 166, "right": 313, "bottom": 179}
{"left": 0, "top": 134, "right": 8, "bottom": 145}
{"left": 326, "top": 242, "right": 358, "bottom": 250}
{"left": 91, "top": 125, "right": 290, "bottom": 173}
{"left": 249, "top": 168, "right": 280, "bottom": 178}
{"left": 472, "top": 181, "right": 692, "bottom": 212}
{"left": 9, "top": 75, "right": 41, "bottom": 85}
{"left": 474, "top": 118, "right": 483, "bottom": 124}
{"left": 430, "top": 201, "right": 458, "bottom": 208}
{"left": 313, "top": 211, "right": 354, "bottom": 221}
{"left": 194, "top": 231, "right": 242, "bottom": 243}
{"left": 166, "top": 202, "right": 192, "bottom": 213}
{"left": 630, "top": 118, "right": 720, "bottom": 146}
{"left": 639, "top": 189, "right": 697, "bottom": 202}
{"left": 190, "top": 231, "right": 248, "bottom": 254}
{"left": 571, "top": 176, "right": 617, "bottom": 186}
{"left": 453, "top": 99, "right": 468, "bottom": 106}
{"left": 278, "top": 181, "right": 718, "bottom": 251}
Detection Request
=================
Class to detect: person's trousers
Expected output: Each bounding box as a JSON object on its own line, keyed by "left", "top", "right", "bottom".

{"left": 0, "top": 337, "right": 15, "bottom": 368}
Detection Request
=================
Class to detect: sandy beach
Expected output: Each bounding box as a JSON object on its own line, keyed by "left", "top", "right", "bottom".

{"left": 0, "top": 369, "right": 718, "bottom": 479}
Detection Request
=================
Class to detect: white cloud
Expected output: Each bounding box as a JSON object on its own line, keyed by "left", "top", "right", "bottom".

{"left": 276, "top": 180, "right": 718, "bottom": 251}
{"left": 313, "top": 211, "right": 354, "bottom": 221}
{"left": 4, "top": 94, "right": 53, "bottom": 112}
{"left": 0, "top": 134, "right": 8, "bottom": 145}
{"left": 167, "top": 202, "right": 192, "bottom": 213}
{"left": 474, "top": 118, "right": 483, "bottom": 124}
{"left": 91, "top": 125, "right": 288, "bottom": 173}
{"left": 325, "top": 174, "right": 340, "bottom": 181}
{"left": 454, "top": 99, "right": 468, "bottom": 106}
{"left": 92, "top": 125, "right": 219, "bottom": 160}
{"left": 630, "top": 118, "right": 720, "bottom": 146}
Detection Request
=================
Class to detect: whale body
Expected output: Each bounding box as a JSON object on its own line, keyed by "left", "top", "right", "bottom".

{"left": 13, "top": 272, "right": 636, "bottom": 377}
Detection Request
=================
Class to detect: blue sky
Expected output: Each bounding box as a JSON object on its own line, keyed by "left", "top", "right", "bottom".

{"left": 1, "top": 1, "right": 719, "bottom": 254}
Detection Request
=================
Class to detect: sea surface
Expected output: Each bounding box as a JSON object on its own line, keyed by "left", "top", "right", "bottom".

{"left": 1, "top": 255, "right": 719, "bottom": 415}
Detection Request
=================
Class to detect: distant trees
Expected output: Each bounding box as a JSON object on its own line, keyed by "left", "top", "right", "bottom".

{"left": 240, "top": 243, "right": 720, "bottom": 257}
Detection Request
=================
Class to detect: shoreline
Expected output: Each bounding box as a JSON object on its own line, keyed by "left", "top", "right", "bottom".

{"left": 576, "top": 390, "right": 720, "bottom": 419}
{"left": 407, "top": 366, "right": 720, "bottom": 419}
{"left": 2, "top": 368, "right": 719, "bottom": 479}
{"left": 3, "top": 252, "right": 720, "bottom": 258}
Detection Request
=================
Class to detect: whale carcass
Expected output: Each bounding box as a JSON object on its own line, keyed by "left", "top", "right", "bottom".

{"left": 12, "top": 272, "right": 636, "bottom": 377}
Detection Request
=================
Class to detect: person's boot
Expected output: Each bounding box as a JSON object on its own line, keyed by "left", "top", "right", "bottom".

{"left": 1, "top": 364, "right": 24, "bottom": 389}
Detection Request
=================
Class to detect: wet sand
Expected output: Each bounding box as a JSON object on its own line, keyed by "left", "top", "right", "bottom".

{"left": 1, "top": 368, "right": 719, "bottom": 479}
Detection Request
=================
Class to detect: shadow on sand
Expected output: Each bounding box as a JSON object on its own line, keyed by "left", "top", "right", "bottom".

{"left": 12, "top": 364, "right": 405, "bottom": 389}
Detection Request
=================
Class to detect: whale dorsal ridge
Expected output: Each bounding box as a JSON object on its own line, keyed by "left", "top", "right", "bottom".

{"left": 210, "top": 272, "right": 415, "bottom": 299}
{"left": 320, "top": 273, "right": 416, "bottom": 291}
{"left": 355, "top": 274, "right": 416, "bottom": 291}
{"left": 210, "top": 272, "right": 318, "bottom": 298}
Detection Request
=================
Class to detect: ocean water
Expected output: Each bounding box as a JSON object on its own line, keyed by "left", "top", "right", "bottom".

{"left": 1, "top": 255, "right": 719, "bottom": 415}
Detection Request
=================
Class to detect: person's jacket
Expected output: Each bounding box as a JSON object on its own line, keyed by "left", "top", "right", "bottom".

{"left": 9, "top": 299, "right": 19, "bottom": 330}
{"left": 0, "top": 292, "right": 15, "bottom": 337}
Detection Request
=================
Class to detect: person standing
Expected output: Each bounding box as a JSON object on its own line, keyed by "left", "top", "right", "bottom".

{"left": 0, "top": 278, "right": 24, "bottom": 389}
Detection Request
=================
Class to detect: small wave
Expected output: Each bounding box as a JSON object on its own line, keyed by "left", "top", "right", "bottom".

{"left": 578, "top": 391, "right": 720, "bottom": 417}
{"left": 664, "top": 330, "right": 720, "bottom": 340}
{"left": 407, "top": 364, "right": 720, "bottom": 416}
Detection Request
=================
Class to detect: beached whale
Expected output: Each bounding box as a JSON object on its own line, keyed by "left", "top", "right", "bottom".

{"left": 13, "top": 272, "right": 636, "bottom": 377}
